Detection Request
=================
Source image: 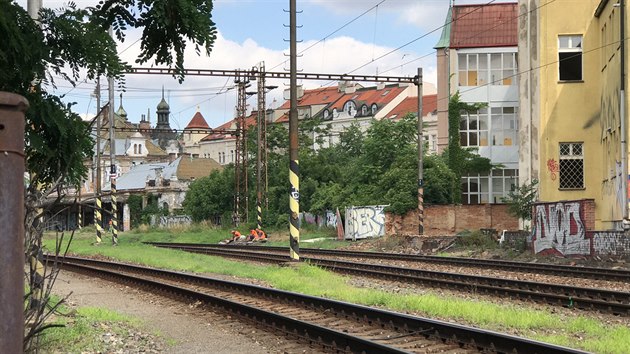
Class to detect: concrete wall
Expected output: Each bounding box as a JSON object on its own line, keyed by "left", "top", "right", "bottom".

{"left": 386, "top": 204, "right": 519, "bottom": 236}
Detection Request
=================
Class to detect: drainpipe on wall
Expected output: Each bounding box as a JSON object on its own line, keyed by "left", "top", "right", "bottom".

{"left": 621, "top": 0, "right": 629, "bottom": 228}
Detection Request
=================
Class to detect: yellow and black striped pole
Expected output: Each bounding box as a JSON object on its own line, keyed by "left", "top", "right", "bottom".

{"left": 289, "top": 160, "right": 300, "bottom": 260}
{"left": 111, "top": 175, "right": 118, "bottom": 245}
{"left": 95, "top": 197, "right": 103, "bottom": 244}
{"left": 288, "top": 0, "right": 299, "bottom": 261}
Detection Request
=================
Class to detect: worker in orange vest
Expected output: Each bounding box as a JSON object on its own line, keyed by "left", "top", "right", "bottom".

{"left": 255, "top": 228, "right": 267, "bottom": 242}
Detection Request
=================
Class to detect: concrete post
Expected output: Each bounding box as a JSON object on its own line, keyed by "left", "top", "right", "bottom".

{"left": 0, "top": 92, "right": 29, "bottom": 354}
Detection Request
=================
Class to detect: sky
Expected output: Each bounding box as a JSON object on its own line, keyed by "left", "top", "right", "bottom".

{"left": 16, "top": 0, "right": 514, "bottom": 129}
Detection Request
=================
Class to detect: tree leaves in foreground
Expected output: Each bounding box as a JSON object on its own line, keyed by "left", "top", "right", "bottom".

{"left": 1, "top": 1, "right": 218, "bottom": 351}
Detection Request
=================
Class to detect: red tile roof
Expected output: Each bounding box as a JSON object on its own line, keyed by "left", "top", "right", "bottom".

{"left": 386, "top": 94, "right": 437, "bottom": 120}
{"left": 185, "top": 111, "right": 210, "bottom": 129}
{"left": 328, "top": 84, "right": 406, "bottom": 111}
{"left": 450, "top": 3, "right": 518, "bottom": 49}
{"left": 200, "top": 112, "right": 256, "bottom": 142}
{"left": 277, "top": 86, "right": 345, "bottom": 110}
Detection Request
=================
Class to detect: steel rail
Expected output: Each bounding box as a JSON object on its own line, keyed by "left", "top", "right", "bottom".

{"left": 146, "top": 242, "right": 630, "bottom": 282}
{"left": 46, "top": 255, "right": 585, "bottom": 354}
{"left": 148, "top": 244, "right": 630, "bottom": 316}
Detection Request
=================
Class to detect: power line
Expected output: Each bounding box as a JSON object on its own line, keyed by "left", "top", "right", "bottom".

{"left": 378, "top": 0, "right": 558, "bottom": 76}
{"left": 339, "top": 0, "right": 499, "bottom": 77}
{"left": 268, "top": 0, "right": 387, "bottom": 71}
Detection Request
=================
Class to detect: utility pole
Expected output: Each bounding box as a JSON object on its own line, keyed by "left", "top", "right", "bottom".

{"left": 0, "top": 92, "right": 28, "bottom": 354}
{"left": 417, "top": 68, "right": 424, "bottom": 235}
{"left": 256, "top": 62, "right": 267, "bottom": 230}
{"left": 288, "top": 0, "right": 300, "bottom": 261}
{"left": 234, "top": 73, "right": 249, "bottom": 226}
{"left": 620, "top": 0, "right": 628, "bottom": 227}
{"left": 95, "top": 77, "right": 103, "bottom": 244}
{"left": 107, "top": 27, "right": 118, "bottom": 245}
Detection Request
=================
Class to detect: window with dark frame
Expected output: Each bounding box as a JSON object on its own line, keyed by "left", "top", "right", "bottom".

{"left": 559, "top": 35, "right": 583, "bottom": 81}
{"left": 559, "top": 142, "right": 584, "bottom": 189}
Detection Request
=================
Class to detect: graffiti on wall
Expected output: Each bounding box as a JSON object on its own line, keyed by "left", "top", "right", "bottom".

{"left": 532, "top": 201, "right": 590, "bottom": 255}
{"left": 345, "top": 205, "right": 386, "bottom": 240}
{"left": 532, "top": 199, "right": 630, "bottom": 257}
{"left": 546, "top": 159, "right": 559, "bottom": 181}
{"left": 157, "top": 215, "right": 192, "bottom": 228}
{"left": 326, "top": 210, "right": 337, "bottom": 228}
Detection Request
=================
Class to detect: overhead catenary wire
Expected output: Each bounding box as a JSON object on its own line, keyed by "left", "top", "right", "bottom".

{"left": 378, "top": 0, "right": 558, "bottom": 76}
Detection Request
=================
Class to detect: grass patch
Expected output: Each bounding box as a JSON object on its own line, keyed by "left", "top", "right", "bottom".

{"left": 39, "top": 306, "right": 144, "bottom": 353}
{"left": 45, "top": 227, "right": 630, "bottom": 353}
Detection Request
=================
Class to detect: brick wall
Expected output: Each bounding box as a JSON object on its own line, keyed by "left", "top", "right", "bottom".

{"left": 386, "top": 204, "right": 519, "bottom": 236}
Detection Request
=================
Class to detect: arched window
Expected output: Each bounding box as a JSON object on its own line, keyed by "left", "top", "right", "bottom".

{"left": 322, "top": 109, "right": 330, "bottom": 120}
{"left": 371, "top": 103, "right": 378, "bottom": 115}
{"left": 361, "top": 105, "right": 368, "bottom": 116}
{"left": 344, "top": 101, "right": 356, "bottom": 116}
{"left": 133, "top": 144, "right": 137, "bottom": 154}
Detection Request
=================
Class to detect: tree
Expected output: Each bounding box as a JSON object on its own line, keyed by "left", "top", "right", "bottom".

{"left": 1, "top": 0, "right": 218, "bottom": 350}
{"left": 502, "top": 179, "right": 539, "bottom": 221}
{"left": 183, "top": 170, "right": 234, "bottom": 222}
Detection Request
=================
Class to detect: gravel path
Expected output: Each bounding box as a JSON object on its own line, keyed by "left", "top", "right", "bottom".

{"left": 53, "top": 270, "right": 274, "bottom": 353}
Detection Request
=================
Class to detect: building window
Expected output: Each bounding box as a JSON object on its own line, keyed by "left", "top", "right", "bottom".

{"left": 459, "top": 108, "right": 488, "bottom": 147}
{"left": 344, "top": 101, "right": 356, "bottom": 116}
{"left": 371, "top": 103, "right": 378, "bottom": 115}
{"left": 133, "top": 144, "right": 137, "bottom": 154}
{"left": 490, "top": 53, "right": 517, "bottom": 85}
{"left": 461, "top": 169, "right": 518, "bottom": 204}
{"left": 323, "top": 109, "right": 330, "bottom": 120}
{"left": 361, "top": 104, "right": 368, "bottom": 116}
{"left": 459, "top": 53, "right": 516, "bottom": 86}
{"left": 559, "top": 35, "right": 582, "bottom": 81}
{"left": 559, "top": 142, "right": 584, "bottom": 189}
{"left": 490, "top": 107, "right": 518, "bottom": 146}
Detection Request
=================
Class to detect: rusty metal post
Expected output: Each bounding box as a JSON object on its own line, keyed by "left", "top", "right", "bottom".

{"left": 0, "top": 92, "right": 29, "bottom": 354}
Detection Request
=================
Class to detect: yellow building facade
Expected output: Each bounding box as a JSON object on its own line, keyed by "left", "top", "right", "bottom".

{"left": 519, "top": 0, "right": 629, "bottom": 231}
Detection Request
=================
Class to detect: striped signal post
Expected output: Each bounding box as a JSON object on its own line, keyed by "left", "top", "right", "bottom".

{"left": 95, "top": 197, "right": 103, "bottom": 244}
{"left": 288, "top": 0, "right": 300, "bottom": 261}
{"left": 111, "top": 172, "right": 118, "bottom": 245}
{"left": 416, "top": 68, "right": 424, "bottom": 235}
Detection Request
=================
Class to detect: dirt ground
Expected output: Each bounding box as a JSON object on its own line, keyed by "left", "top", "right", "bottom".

{"left": 52, "top": 271, "right": 273, "bottom": 354}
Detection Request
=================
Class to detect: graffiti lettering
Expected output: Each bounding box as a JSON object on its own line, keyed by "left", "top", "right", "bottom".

{"left": 345, "top": 206, "right": 386, "bottom": 240}
{"left": 325, "top": 210, "right": 337, "bottom": 228}
{"left": 546, "top": 159, "right": 559, "bottom": 181}
{"left": 158, "top": 215, "right": 192, "bottom": 228}
{"left": 533, "top": 202, "right": 589, "bottom": 255}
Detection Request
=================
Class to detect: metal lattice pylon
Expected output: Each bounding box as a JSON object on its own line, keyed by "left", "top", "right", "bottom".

{"left": 233, "top": 73, "right": 249, "bottom": 225}
{"left": 256, "top": 63, "right": 268, "bottom": 229}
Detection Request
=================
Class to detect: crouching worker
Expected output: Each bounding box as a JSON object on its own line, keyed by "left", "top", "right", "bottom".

{"left": 255, "top": 228, "right": 267, "bottom": 242}
{"left": 247, "top": 229, "right": 258, "bottom": 242}
{"left": 220, "top": 230, "right": 243, "bottom": 244}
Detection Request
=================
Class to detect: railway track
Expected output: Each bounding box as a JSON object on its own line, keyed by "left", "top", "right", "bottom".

{"left": 145, "top": 243, "right": 630, "bottom": 316}
{"left": 146, "top": 242, "right": 630, "bottom": 282}
{"left": 46, "top": 255, "right": 585, "bottom": 353}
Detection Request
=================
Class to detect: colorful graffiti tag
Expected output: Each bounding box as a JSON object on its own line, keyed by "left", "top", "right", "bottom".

{"left": 532, "top": 201, "right": 590, "bottom": 255}
{"left": 345, "top": 205, "right": 386, "bottom": 240}
{"left": 532, "top": 199, "right": 629, "bottom": 257}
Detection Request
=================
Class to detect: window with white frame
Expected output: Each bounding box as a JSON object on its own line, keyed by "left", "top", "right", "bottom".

{"left": 559, "top": 142, "right": 584, "bottom": 189}
{"left": 458, "top": 53, "right": 517, "bottom": 86}
{"left": 558, "top": 35, "right": 583, "bottom": 81}
{"left": 461, "top": 169, "right": 518, "bottom": 204}
{"left": 490, "top": 53, "right": 517, "bottom": 85}
{"left": 458, "top": 53, "right": 486, "bottom": 86}
{"left": 459, "top": 108, "right": 488, "bottom": 147}
{"left": 344, "top": 101, "right": 356, "bottom": 116}
{"left": 490, "top": 107, "right": 518, "bottom": 146}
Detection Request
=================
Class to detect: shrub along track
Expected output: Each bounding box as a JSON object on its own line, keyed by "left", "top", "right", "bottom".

{"left": 145, "top": 243, "right": 630, "bottom": 316}
{"left": 45, "top": 255, "right": 583, "bottom": 354}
